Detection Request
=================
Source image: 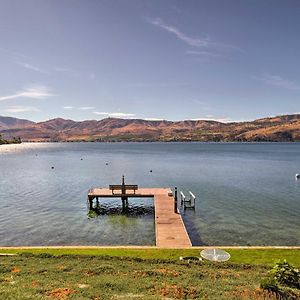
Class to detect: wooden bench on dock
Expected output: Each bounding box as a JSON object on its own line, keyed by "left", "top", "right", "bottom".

{"left": 109, "top": 184, "right": 138, "bottom": 194}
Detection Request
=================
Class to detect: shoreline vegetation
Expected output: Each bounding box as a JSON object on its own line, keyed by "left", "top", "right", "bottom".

{"left": 9, "top": 140, "right": 300, "bottom": 143}
{"left": 0, "top": 134, "right": 21, "bottom": 145}
{"left": 0, "top": 248, "right": 299, "bottom": 299}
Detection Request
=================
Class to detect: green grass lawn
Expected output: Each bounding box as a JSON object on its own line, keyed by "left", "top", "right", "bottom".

{"left": 0, "top": 248, "right": 299, "bottom": 299}
{"left": 0, "top": 254, "right": 277, "bottom": 300}
{"left": 1, "top": 248, "right": 299, "bottom": 266}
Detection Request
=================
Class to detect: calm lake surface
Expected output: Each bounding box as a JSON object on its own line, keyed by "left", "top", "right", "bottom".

{"left": 0, "top": 142, "right": 299, "bottom": 246}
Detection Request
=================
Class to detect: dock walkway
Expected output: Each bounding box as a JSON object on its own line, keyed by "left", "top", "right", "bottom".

{"left": 88, "top": 188, "right": 192, "bottom": 248}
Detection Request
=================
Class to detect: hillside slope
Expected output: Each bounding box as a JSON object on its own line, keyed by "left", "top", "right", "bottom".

{"left": 0, "top": 114, "right": 300, "bottom": 142}
{"left": 0, "top": 116, "right": 34, "bottom": 130}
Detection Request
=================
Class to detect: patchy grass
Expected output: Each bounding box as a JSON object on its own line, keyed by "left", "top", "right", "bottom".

{"left": 0, "top": 254, "right": 285, "bottom": 300}
{"left": 0, "top": 248, "right": 299, "bottom": 266}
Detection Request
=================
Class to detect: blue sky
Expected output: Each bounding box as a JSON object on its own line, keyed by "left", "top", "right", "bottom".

{"left": 0, "top": 0, "right": 299, "bottom": 122}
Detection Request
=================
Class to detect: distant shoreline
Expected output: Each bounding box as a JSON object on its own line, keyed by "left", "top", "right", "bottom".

{"left": 4, "top": 140, "right": 300, "bottom": 144}
{"left": 1, "top": 113, "right": 300, "bottom": 143}
{"left": 1, "top": 246, "right": 300, "bottom": 249}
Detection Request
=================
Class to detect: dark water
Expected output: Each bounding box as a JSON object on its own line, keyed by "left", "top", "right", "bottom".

{"left": 0, "top": 142, "right": 299, "bottom": 246}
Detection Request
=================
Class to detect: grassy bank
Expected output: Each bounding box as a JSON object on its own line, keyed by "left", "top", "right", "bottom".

{"left": 1, "top": 248, "right": 299, "bottom": 299}
{"left": 1, "top": 247, "right": 299, "bottom": 266}
{"left": 0, "top": 254, "right": 277, "bottom": 299}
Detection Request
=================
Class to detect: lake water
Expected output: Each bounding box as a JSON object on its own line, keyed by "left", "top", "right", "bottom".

{"left": 0, "top": 142, "right": 299, "bottom": 246}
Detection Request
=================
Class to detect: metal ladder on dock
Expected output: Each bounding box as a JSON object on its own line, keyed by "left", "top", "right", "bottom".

{"left": 180, "top": 191, "right": 196, "bottom": 209}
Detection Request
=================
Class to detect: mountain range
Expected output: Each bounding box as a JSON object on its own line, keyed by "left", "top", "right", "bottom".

{"left": 1, "top": 114, "right": 300, "bottom": 142}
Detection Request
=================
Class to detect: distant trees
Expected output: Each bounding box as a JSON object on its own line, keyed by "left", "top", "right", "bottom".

{"left": 0, "top": 134, "right": 22, "bottom": 145}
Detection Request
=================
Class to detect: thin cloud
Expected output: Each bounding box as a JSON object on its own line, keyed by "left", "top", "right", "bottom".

{"left": 191, "top": 115, "right": 238, "bottom": 123}
{"left": 257, "top": 73, "right": 300, "bottom": 90}
{"left": 79, "top": 106, "right": 95, "bottom": 110}
{"left": 93, "top": 112, "right": 136, "bottom": 118}
{"left": 63, "top": 106, "right": 95, "bottom": 110}
{"left": 0, "top": 85, "right": 54, "bottom": 101}
{"left": 18, "top": 62, "right": 79, "bottom": 76}
{"left": 147, "top": 17, "right": 238, "bottom": 51}
{"left": 144, "top": 117, "right": 165, "bottom": 121}
{"left": 147, "top": 17, "right": 209, "bottom": 47}
{"left": 17, "top": 62, "right": 48, "bottom": 74}
{"left": 123, "top": 82, "right": 190, "bottom": 88}
{"left": 3, "top": 106, "right": 40, "bottom": 113}
{"left": 186, "top": 50, "right": 224, "bottom": 58}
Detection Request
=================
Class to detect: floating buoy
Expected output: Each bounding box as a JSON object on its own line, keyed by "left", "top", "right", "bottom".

{"left": 296, "top": 174, "right": 300, "bottom": 180}
{"left": 105, "top": 163, "right": 109, "bottom": 165}
{"left": 150, "top": 170, "right": 153, "bottom": 173}
{"left": 80, "top": 158, "right": 83, "bottom": 160}
{"left": 51, "top": 166, "right": 54, "bottom": 169}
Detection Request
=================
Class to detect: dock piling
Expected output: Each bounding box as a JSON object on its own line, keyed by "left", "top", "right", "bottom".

{"left": 174, "top": 187, "right": 178, "bottom": 213}
{"left": 88, "top": 197, "right": 93, "bottom": 210}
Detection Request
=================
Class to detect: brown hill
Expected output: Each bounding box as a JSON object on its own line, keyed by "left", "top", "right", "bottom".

{"left": 1, "top": 114, "right": 300, "bottom": 142}
{"left": 0, "top": 116, "right": 34, "bottom": 130}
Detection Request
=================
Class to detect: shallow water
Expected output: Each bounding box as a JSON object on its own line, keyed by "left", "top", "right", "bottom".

{"left": 0, "top": 142, "right": 299, "bottom": 246}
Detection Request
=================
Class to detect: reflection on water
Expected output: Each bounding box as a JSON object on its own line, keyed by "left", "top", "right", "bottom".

{"left": 87, "top": 198, "right": 154, "bottom": 233}
{"left": 88, "top": 198, "right": 154, "bottom": 217}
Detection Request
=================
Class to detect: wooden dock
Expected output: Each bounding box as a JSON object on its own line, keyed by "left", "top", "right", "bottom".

{"left": 88, "top": 187, "right": 192, "bottom": 248}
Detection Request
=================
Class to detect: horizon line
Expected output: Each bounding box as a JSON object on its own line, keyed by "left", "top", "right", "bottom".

{"left": 1, "top": 113, "right": 300, "bottom": 125}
